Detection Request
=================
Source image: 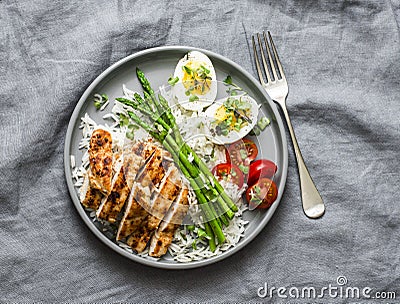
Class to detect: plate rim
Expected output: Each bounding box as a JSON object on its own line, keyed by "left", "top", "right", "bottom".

{"left": 64, "top": 45, "right": 288, "bottom": 269}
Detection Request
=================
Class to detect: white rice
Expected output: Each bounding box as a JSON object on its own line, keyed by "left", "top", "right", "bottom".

{"left": 99, "top": 99, "right": 109, "bottom": 111}
{"left": 70, "top": 155, "right": 76, "bottom": 169}
{"left": 71, "top": 84, "right": 250, "bottom": 263}
{"left": 169, "top": 179, "right": 249, "bottom": 262}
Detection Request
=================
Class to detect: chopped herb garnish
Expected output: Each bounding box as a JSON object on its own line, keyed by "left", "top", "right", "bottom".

{"left": 239, "top": 149, "right": 248, "bottom": 160}
{"left": 221, "top": 129, "right": 229, "bottom": 136}
{"left": 126, "top": 131, "right": 135, "bottom": 140}
{"left": 197, "top": 228, "right": 208, "bottom": 239}
{"left": 250, "top": 195, "right": 263, "bottom": 206}
{"left": 234, "top": 123, "right": 241, "bottom": 131}
{"left": 119, "top": 114, "right": 129, "bottom": 127}
{"left": 182, "top": 65, "right": 193, "bottom": 75}
{"left": 238, "top": 164, "right": 249, "bottom": 174}
{"left": 93, "top": 93, "right": 108, "bottom": 110}
{"left": 249, "top": 117, "right": 270, "bottom": 136}
{"left": 257, "top": 117, "right": 271, "bottom": 131}
{"left": 200, "top": 65, "right": 210, "bottom": 75}
{"left": 168, "top": 75, "right": 179, "bottom": 86}
{"left": 189, "top": 94, "right": 199, "bottom": 102}
{"left": 223, "top": 75, "right": 247, "bottom": 96}
{"left": 223, "top": 75, "right": 233, "bottom": 85}
{"left": 187, "top": 225, "right": 195, "bottom": 231}
{"left": 250, "top": 186, "right": 263, "bottom": 207}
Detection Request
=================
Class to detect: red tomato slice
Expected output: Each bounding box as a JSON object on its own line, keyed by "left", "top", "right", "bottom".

{"left": 246, "top": 178, "right": 278, "bottom": 209}
{"left": 247, "top": 159, "right": 278, "bottom": 187}
{"left": 226, "top": 139, "right": 258, "bottom": 167}
{"left": 211, "top": 163, "right": 244, "bottom": 188}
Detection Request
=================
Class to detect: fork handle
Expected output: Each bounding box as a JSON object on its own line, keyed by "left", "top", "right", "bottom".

{"left": 279, "top": 102, "right": 325, "bottom": 219}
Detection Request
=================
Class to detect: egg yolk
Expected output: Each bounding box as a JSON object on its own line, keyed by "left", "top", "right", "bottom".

{"left": 215, "top": 106, "right": 226, "bottom": 120}
{"left": 215, "top": 105, "right": 236, "bottom": 127}
{"left": 182, "top": 61, "right": 211, "bottom": 96}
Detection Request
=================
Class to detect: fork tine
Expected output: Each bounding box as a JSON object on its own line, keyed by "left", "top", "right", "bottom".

{"left": 263, "top": 31, "right": 278, "bottom": 81}
{"left": 251, "top": 35, "right": 266, "bottom": 85}
{"left": 267, "top": 31, "right": 286, "bottom": 80}
{"left": 256, "top": 33, "right": 272, "bottom": 83}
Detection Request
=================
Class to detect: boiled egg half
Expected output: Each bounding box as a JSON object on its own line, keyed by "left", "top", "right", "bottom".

{"left": 171, "top": 51, "right": 217, "bottom": 111}
{"left": 203, "top": 94, "right": 260, "bottom": 144}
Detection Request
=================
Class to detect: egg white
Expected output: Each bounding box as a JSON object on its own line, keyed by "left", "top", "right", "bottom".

{"left": 171, "top": 51, "right": 217, "bottom": 112}
{"left": 203, "top": 95, "right": 260, "bottom": 145}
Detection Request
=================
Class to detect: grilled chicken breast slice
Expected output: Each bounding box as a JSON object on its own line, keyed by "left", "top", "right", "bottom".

{"left": 127, "top": 167, "right": 181, "bottom": 253}
{"left": 116, "top": 183, "right": 150, "bottom": 241}
{"left": 149, "top": 188, "right": 189, "bottom": 257}
{"left": 96, "top": 159, "right": 129, "bottom": 223}
{"left": 118, "top": 148, "right": 167, "bottom": 247}
{"left": 113, "top": 141, "right": 160, "bottom": 238}
{"left": 88, "top": 129, "right": 113, "bottom": 195}
{"left": 124, "top": 141, "right": 158, "bottom": 188}
{"left": 80, "top": 171, "right": 103, "bottom": 210}
{"left": 96, "top": 141, "right": 157, "bottom": 223}
{"left": 136, "top": 148, "right": 166, "bottom": 189}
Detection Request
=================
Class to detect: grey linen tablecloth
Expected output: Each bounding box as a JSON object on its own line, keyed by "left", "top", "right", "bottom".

{"left": 1, "top": 0, "right": 399, "bottom": 302}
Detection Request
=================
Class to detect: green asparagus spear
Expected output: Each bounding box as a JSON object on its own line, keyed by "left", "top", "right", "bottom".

{"left": 162, "top": 139, "right": 225, "bottom": 244}
{"left": 204, "top": 222, "right": 216, "bottom": 252}
{"left": 117, "top": 98, "right": 171, "bottom": 132}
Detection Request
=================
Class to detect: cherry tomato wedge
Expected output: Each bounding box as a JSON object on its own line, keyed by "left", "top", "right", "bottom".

{"left": 247, "top": 159, "right": 278, "bottom": 187}
{"left": 226, "top": 138, "right": 258, "bottom": 166}
{"left": 211, "top": 163, "right": 244, "bottom": 188}
{"left": 246, "top": 178, "right": 278, "bottom": 209}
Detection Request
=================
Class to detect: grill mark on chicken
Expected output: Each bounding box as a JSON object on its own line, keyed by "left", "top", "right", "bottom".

{"left": 127, "top": 168, "right": 181, "bottom": 253}
{"left": 136, "top": 148, "right": 165, "bottom": 189}
{"left": 116, "top": 184, "right": 149, "bottom": 241}
{"left": 88, "top": 129, "right": 113, "bottom": 195}
{"left": 96, "top": 165, "right": 129, "bottom": 223}
{"left": 149, "top": 188, "right": 189, "bottom": 257}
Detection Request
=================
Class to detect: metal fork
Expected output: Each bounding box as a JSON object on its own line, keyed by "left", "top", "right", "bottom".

{"left": 252, "top": 31, "right": 325, "bottom": 219}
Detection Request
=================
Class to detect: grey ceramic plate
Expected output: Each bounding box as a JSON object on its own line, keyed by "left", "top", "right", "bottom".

{"left": 64, "top": 46, "right": 288, "bottom": 269}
